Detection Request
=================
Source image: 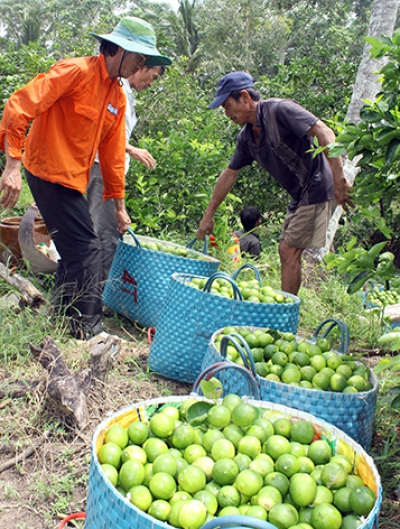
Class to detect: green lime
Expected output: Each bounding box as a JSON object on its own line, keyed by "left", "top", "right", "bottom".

{"left": 275, "top": 453, "right": 300, "bottom": 477}
{"left": 290, "top": 420, "right": 315, "bottom": 444}
{"left": 216, "top": 485, "right": 241, "bottom": 508}
{"left": 212, "top": 458, "right": 239, "bottom": 485}
{"left": 149, "top": 471, "right": 176, "bottom": 500}
{"left": 341, "top": 514, "right": 363, "bottom": 529}
{"left": 311, "top": 502, "right": 342, "bottom": 529}
{"left": 211, "top": 438, "right": 235, "bottom": 460}
{"left": 184, "top": 444, "right": 207, "bottom": 464}
{"left": 119, "top": 459, "right": 145, "bottom": 491}
{"left": 193, "top": 490, "right": 218, "bottom": 514}
{"left": 349, "top": 485, "right": 377, "bottom": 516}
{"left": 98, "top": 442, "right": 122, "bottom": 469}
{"left": 231, "top": 402, "right": 257, "bottom": 428}
{"left": 321, "top": 462, "right": 348, "bottom": 490}
{"left": 333, "top": 486, "right": 353, "bottom": 513}
{"left": 178, "top": 499, "right": 207, "bottom": 529}
{"left": 238, "top": 435, "right": 262, "bottom": 458}
{"left": 143, "top": 438, "right": 169, "bottom": 463}
{"left": 255, "top": 485, "right": 283, "bottom": 512}
{"left": 264, "top": 435, "right": 291, "bottom": 460}
{"left": 202, "top": 428, "right": 225, "bottom": 453}
{"left": 104, "top": 425, "right": 129, "bottom": 449}
{"left": 128, "top": 484, "right": 152, "bottom": 512}
{"left": 273, "top": 418, "right": 292, "bottom": 438}
{"left": 127, "top": 421, "right": 149, "bottom": 446}
{"left": 177, "top": 465, "right": 207, "bottom": 494}
{"left": 172, "top": 424, "right": 195, "bottom": 449}
{"left": 269, "top": 502, "right": 299, "bottom": 528}
{"left": 222, "top": 393, "right": 243, "bottom": 411}
{"left": 149, "top": 412, "right": 175, "bottom": 438}
{"left": 153, "top": 453, "right": 178, "bottom": 476}
{"left": 289, "top": 473, "right": 317, "bottom": 507}
{"left": 245, "top": 505, "right": 268, "bottom": 520}
{"left": 330, "top": 373, "right": 348, "bottom": 392}
{"left": 235, "top": 469, "right": 264, "bottom": 496}
{"left": 207, "top": 404, "right": 232, "bottom": 428}
{"left": 101, "top": 463, "right": 119, "bottom": 486}
{"left": 264, "top": 471, "right": 290, "bottom": 496}
{"left": 307, "top": 440, "right": 332, "bottom": 465}
{"left": 148, "top": 499, "right": 171, "bottom": 521}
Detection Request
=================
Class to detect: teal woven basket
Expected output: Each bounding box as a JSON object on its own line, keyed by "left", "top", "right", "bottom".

{"left": 148, "top": 267, "right": 300, "bottom": 383}
{"left": 102, "top": 228, "right": 219, "bottom": 329}
{"left": 84, "top": 394, "right": 382, "bottom": 529}
{"left": 202, "top": 320, "right": 378, "bottom": 450}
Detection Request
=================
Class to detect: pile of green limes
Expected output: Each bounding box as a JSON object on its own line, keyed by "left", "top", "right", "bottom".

{"left": 98, "top": 397, "right": 377, "bottom": 529}
{"left": 215, "top": 326, "right": 373, "bottom": 394}
{"left": 188, "top": 277, "right": 295, "bottom": 304}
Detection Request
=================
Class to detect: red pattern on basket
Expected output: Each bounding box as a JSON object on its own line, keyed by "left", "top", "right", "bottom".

{"left": 121, "top": 269, "right": 138, "bottom": 302}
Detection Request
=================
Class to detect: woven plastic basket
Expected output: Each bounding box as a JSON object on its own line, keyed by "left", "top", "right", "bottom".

{"left": 84, "top": 394, "right": 382, "bottom": 529}
{"left": 202, "top": 321, "right": 378, "bottom": 450}
{"left": 202, "top": 515, "right": 278, "bottom": 529}
{"left": 102, "top": 228, "right": 220, "bottom": 328}
{"left": 148, "top": 266, "right": 300, "bottom": 383}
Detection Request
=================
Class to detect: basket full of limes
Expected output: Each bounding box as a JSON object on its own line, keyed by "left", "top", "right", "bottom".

{"left": 84, "top": 391, "right": 382, "bottom": 529}
{"left": 202, "top": 320, "right": 378, "bottom": 450}
{"left": 148, "top": 265, "right": 300, "bottom": 383}
{"left": 103, "top": 227, "right": 220, "bottom": 329}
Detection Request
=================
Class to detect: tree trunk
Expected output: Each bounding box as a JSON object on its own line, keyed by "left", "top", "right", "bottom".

{"left": 321, "top": 0, "right": 399, "bottom": 256}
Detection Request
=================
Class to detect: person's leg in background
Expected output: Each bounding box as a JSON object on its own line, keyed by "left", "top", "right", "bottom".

{"left": 26, "top": 170, "right": 103, "bottom": 339}
{"left": 87, "top": 162, "right": 119, "bottom": 282}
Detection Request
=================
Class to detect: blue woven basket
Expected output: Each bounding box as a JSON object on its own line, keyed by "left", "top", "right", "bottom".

{"left": 148, "top": 267, "right": 300, "bottom": 383}
{"left": 84, "top": 395, "right": 382, "bottom": 529}
{"left": 203, "top": 320, "right": 378, "bottom": 450}
{"left": 102, "top": 228, "right": 220, "bottom": 328}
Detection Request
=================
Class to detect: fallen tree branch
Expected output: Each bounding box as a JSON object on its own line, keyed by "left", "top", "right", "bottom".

{"left": 0, "top": 262, "right": 47, "bottom": 309}
{"left": 0, "top": 429, "right": 51, "bottom": 474}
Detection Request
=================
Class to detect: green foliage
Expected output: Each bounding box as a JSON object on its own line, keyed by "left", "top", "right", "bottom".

{"left": 325, "top": 239, "right": 400, "bottom": 294}
{"left": 375, "top": 327, "right": 400, "bottom": 408}
{"left": 329, "top": 30, "right": 400, "bottom": 242}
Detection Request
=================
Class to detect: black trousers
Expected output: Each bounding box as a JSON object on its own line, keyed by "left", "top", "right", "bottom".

{"left": 25, "top": 170, "right": 103, "bottom": 338}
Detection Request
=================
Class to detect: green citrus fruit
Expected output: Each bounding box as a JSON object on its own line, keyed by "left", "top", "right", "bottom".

{"left": 312, "top": 485, "right": 334, "bottom": 506}
{"left": 269, "top": 502, "right": 299, "bottom": 528}
{"left": 143, "top": 438, "right": 169, "bottom": 463}
{"left": 184, "top": 444, "right": 207, "bottom": 464}
{"left": 346, "top": 475, "right": 364, "bottom": 489}
{"left": 161, "top": 406, "right": 180, "bottom": 421}
{"left": 233, "top": 453, "right": 252, "bottom": 472}
{"left": 249, "top": 455, "right": 275, "bottom": 478}
{"left": 307, "top": 440, "right": 332, "bottom": 465}
{"left": 119, "top": 459, "right": 145, "bottom": 490}
{"left": 101, "top": 463, "right": 119, "bottom": 486}
{"left": 330, "top": 373, "right": 348, "bottom": 392}
{"left": 202, "top": 429, "right": 225, "bottom": 453}
{"left": 178, "top": 499, "right": 207, "bottom": 529}
{"left": 290, "top": 420, "right": 315, "bottom": 444}
{"left": 98, "top": 442, "right": 122, "bottom": 468}
{"left": 274, "top": 418, "right": 292, "bottom": 438}
{"left": 264, "top": 472, "right": 290, "bottom": 496}
{"left": 321, "top": 462, "right": 348, "bottom": 490}
{"left": 177, "top": 465, "right": 207, "bottom": 494}
{"left": 341, "top": 514, "right": 363, "bottom": 529}
{"left": 168, "top": 499, "right": 186, "bottom": 527}
{"left": 148, "top": 499, "right": 171, "bottom": 521}
{"left": 193, "top": 490, "right": 218, "bottom": 514}
{"left": 170, "top": 491, "right": 193, "bottom": 505}
{"left": 311, "top": 502, "right": 342, "bottom": 529}
{"left": 211, "top": 438, "right": 235, "bottom": 460}
{"left": 235, "top": 469, "right": 264, "bottom": 496}
{"left": 330, "top": 455, "right": 353, "bottom": 474}
{"left": 333, "top": 486, "right": 353, "bottom": 513}
{"left": 216, "top": 485, "right": 241, "bottom": 508}
{"left": 153, "top": 453, "right": 178, "bottom": 476}
{"left": 246, "top": 505, "right": 268, "bottom": 520}
{"left": 349, "top": 485, "right": 376, "bottom": 516}
{"left": 172, "top": 424, "right": 195, "bottom": 449}
{"left": 313, "top": 372, "right": 330, "bottom": 390}
{"left": 149, "top": 471, "right": 177, "bottom": 500}
{"left": 297, "top": 456, "right": 315, "bottom": 474}
{"left": 275, "top": 453, "right": 300, "bottom": 478}
{"left": 255, "top": 485, "right": 283, "bottom": 512}
{"left": 149, "top": 413, "right": 175, "bottom": 438}
{"left": 207, "top": 404, "right": 232, "bottom": 428}
{"left": 121, "top": 445, "right": 147, "bottom": 465}
{"left": 264, "top": 435, "right": 291, "bottom": 460}
{"left": 192, "top": 456, "right": 214, "bottom": 481}
{"left": 238, "top": 435, "right": 262, "bottom": 458}
{"left": 128, "top": 484, "right": 152, "bottom": 512}
{"left": 289, "top": 473, "right": 317, "bottom": 507}
{"left": 222, "top": 393, "right": 243, "bottom": 411}
{"left": 289, "top": 442, "right": 307, "bottom": 457}
{"left": 104, "top": 425, "right": 129, "bottom": 449}
{"left": 231, "top": 402, "right": 257, "bottom": 428}
{"left": 212, "top": 457, "right": 239, "bottom": 485}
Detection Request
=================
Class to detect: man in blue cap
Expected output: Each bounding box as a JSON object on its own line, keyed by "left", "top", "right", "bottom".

{"left": 0, "top": 16, "right": 171, "bottom": 339}
{"left": 196, "top": 72, "right": 353, "bottom": 295}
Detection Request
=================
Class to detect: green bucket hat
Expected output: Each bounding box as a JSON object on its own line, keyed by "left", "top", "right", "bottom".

{"left": 91, "top": 16, "right": 172, "bottom": 66}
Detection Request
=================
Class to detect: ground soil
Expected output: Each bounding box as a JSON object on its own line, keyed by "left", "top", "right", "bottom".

{"left": 0, "top": 317, "right": 191, "bottom": 529}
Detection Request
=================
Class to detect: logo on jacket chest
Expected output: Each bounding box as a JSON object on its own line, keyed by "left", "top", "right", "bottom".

{"left": 107, "top": 103, "right": 118, "bottom": 116}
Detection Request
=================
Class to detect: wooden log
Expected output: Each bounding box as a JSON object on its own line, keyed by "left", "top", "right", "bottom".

{"left": 0, "top": 262, "right": 47, "bottom": 308}
{"left": 30, "top": 337, "right": 91, "bottom": 430}
{"left": 89, "top": 332, "right": 121, "bottom": 384}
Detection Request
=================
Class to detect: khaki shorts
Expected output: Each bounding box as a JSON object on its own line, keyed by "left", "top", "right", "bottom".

{"left": 280, "top": 199, "right": 337, "bottom": 249}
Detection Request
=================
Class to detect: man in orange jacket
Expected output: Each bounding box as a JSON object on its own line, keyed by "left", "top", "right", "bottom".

{"left": 0, "top": 16, "right": 172, "bottom": 339}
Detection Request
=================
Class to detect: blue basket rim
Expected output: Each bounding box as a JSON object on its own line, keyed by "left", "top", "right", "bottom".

{"left": 121, "top": 234, "right": 220, "bottom": 263}
{"left": 90, "top": 394, "right": 382, "bottom": 529}
{"left": 209, "top": 326, "right": 379, "bottom": 396}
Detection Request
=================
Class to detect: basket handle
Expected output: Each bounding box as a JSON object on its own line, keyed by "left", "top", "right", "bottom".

{"left": 192, "top": 363, "right": 261, "bottom": 400}
{"left": 220, "top": 333, "right": 258, "bottom": 376}
{"left": 231, "top": 263, "right": 262, "bottom": 284}
{"left": 312, "top": 318, "right": 349, "bottom": 354}
{"left": 186, "top": 237, "right": 209, "bottom": 255}
{"left": 122, "top": 226, "right": 141, "bottom": 247}
{"left": 203, "top": 272, "right": 243, "bottom": 300}
{"left": 201, "top": 515, "right": 278, "bottom": 529}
